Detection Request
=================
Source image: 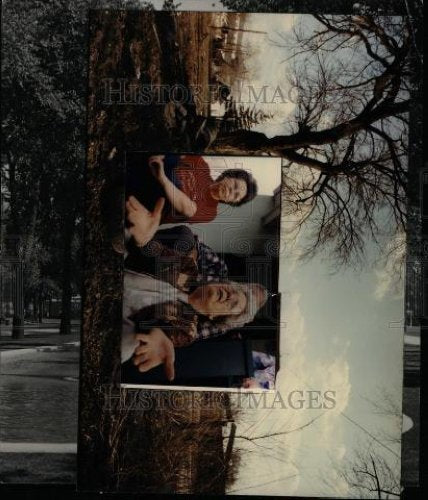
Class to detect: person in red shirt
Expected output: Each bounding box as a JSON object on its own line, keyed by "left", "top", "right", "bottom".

{"left": 126, "top": 153, "right": 258, "bottom": 225}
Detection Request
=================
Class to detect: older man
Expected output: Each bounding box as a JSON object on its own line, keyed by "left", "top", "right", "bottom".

{"left": 125, "top": 196, "right": 233, "bottom": 341}
{"left": 122, "top": 270, "right": 268, "bottom": 381}
{"left": 121, "top": 195, "right": 268, "bottom": 380}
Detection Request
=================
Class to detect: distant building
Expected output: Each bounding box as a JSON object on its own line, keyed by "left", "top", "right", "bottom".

{"left": 405, "top": 260, "right": 422, "bottom": 326}
{"left": 403, "top": 337, "right": 420, "bottom": 387}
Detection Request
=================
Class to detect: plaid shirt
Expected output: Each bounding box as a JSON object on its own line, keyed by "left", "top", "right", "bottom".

{"left": 126, "top": 232, "right": 230, "bottom": 341}
{"left": 194, "top": 237, "right": 231, "bottom": 340}
{"left": 197, "top": 320, "right": 229, "bottom": 340}
{"left": 195, "top": 238, "right": 228, "bottom": 283}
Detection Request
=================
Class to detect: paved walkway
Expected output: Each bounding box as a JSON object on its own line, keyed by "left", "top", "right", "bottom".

{"left": 0, "top": 320, "right": 81, "bottom": 351}
{"left": 0, "top": 319, "right": 80, "bottom": 482}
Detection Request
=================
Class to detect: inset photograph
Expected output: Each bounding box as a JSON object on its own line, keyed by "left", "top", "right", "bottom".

{"left": 120, "top": 153, "right": 281, "bottom": 390}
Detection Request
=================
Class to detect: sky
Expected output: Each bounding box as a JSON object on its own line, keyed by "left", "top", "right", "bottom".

{"left": 237, "top": 14, "right": 297, "bottom": 137}
{"left": 226, "top": 223, "right": 404, "bottom": 497}
{"left": 220, "top": 13, "right": 404, "bottom": 498}
{"left": 143, "top": 4, "right": 405, "bottom": 497}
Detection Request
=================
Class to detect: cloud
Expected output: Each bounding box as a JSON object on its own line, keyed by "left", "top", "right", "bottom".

{"left": 277, "top": 294, "right": 351, "bottom": 416}
{"left": 323, "top": 467, "right": 350, "bottom": 497}
{"left": 229, "top": 294, "right": 351, "bottom": 496}
{"left": 277, "top": 292, "right": 307, "bottom": 379}
{"left": 308, "top": 357, "right": 351, "bottom": 415}
{"left": 374, "top": 231, "right": 406, "bottom": 301}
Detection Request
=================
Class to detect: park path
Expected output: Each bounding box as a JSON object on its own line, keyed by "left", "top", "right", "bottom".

{"left": 0, "top": 321, "right": 79, "bottom": 482}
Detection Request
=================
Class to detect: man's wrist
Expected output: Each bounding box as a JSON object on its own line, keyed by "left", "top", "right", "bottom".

{"left": 135, "top": 236, "right": 149, "bottom": 248}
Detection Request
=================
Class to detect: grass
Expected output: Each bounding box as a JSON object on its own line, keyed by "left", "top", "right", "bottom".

{"left": 101, "top": 390, "right": 241, "bottom": 493}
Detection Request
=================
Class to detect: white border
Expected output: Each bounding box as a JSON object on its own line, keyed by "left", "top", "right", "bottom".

{"left": 121, "top": 383, "right": 276, "bottom": 394}
{"left": 121, "top": 154, "right": 282, "bottom": 395}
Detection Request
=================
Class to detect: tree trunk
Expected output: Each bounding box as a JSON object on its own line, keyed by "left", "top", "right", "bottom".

{"left": 6, "top": 157, "right": 24, "bottom": 339}
{"left": 11, "top": 263, "right": 24, "bottom": 339}
{"left": 38, "top": 290, "right": 43, "bottom": 324}
{"left": 32, "top": 296, "right": 38, "bottom": 322}
{"left": 24, "top": 295, "right": 31, "bottom": 321}
{"left": 12, "top": 316, "right": 24, "bottom": 339}
{"left": 59, "top": 216, "right": 75, "bottom": 335}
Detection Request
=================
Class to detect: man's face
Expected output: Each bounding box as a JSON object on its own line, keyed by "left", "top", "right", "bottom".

{"left": 189, "top": 283, "right": 247, "bottom": 319}
{"left": 212, "top": 177, "right": 247, "bottom": 204}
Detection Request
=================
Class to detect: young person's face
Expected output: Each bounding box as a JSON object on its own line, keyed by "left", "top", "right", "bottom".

{"left": 210, "top": 177, "right": 247, "bottom": 204}
{"left": 189, "top": 283, "right": 247, "bottom": 319}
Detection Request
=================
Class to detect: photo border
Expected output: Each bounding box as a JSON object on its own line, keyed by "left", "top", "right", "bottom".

{"left": 119, "top": 151, "right": 283, "bottom": 393}
{"left": 77, "top": 2, "right": 424, "bottom": 495}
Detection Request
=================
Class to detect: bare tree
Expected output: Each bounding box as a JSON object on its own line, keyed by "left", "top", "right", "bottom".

{"left": 322, "top": 386, "right": 402, "bottom": 498}
{"left": 333, "top": 443, "right": 401, "bottom": 499}
{"left": 359, "top": 387, "right": 402, "bottom": 447}
{"left": 209, "top": 14, "right": 412, "bottom": 265}
{"left": 230, "top": 412, "right": 324, "bottom": 443}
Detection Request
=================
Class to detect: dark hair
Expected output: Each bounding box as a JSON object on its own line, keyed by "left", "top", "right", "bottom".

{"left": 215, "top": 169, "right": 258, "bottom": 206}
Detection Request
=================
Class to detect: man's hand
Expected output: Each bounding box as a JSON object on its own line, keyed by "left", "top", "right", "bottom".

{"left": 148, "top": 155, "right": 166, "bottom": 182}
{"left": 133, "top": 327, "right": 175, "bottom": 381}
{"left": 126, "top": 196, "right": 165, "bottom": 247}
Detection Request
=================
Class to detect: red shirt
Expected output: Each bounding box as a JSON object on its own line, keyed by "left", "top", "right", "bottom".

{"left": 164, "top": 155, "right": 218, "bottom": 224}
